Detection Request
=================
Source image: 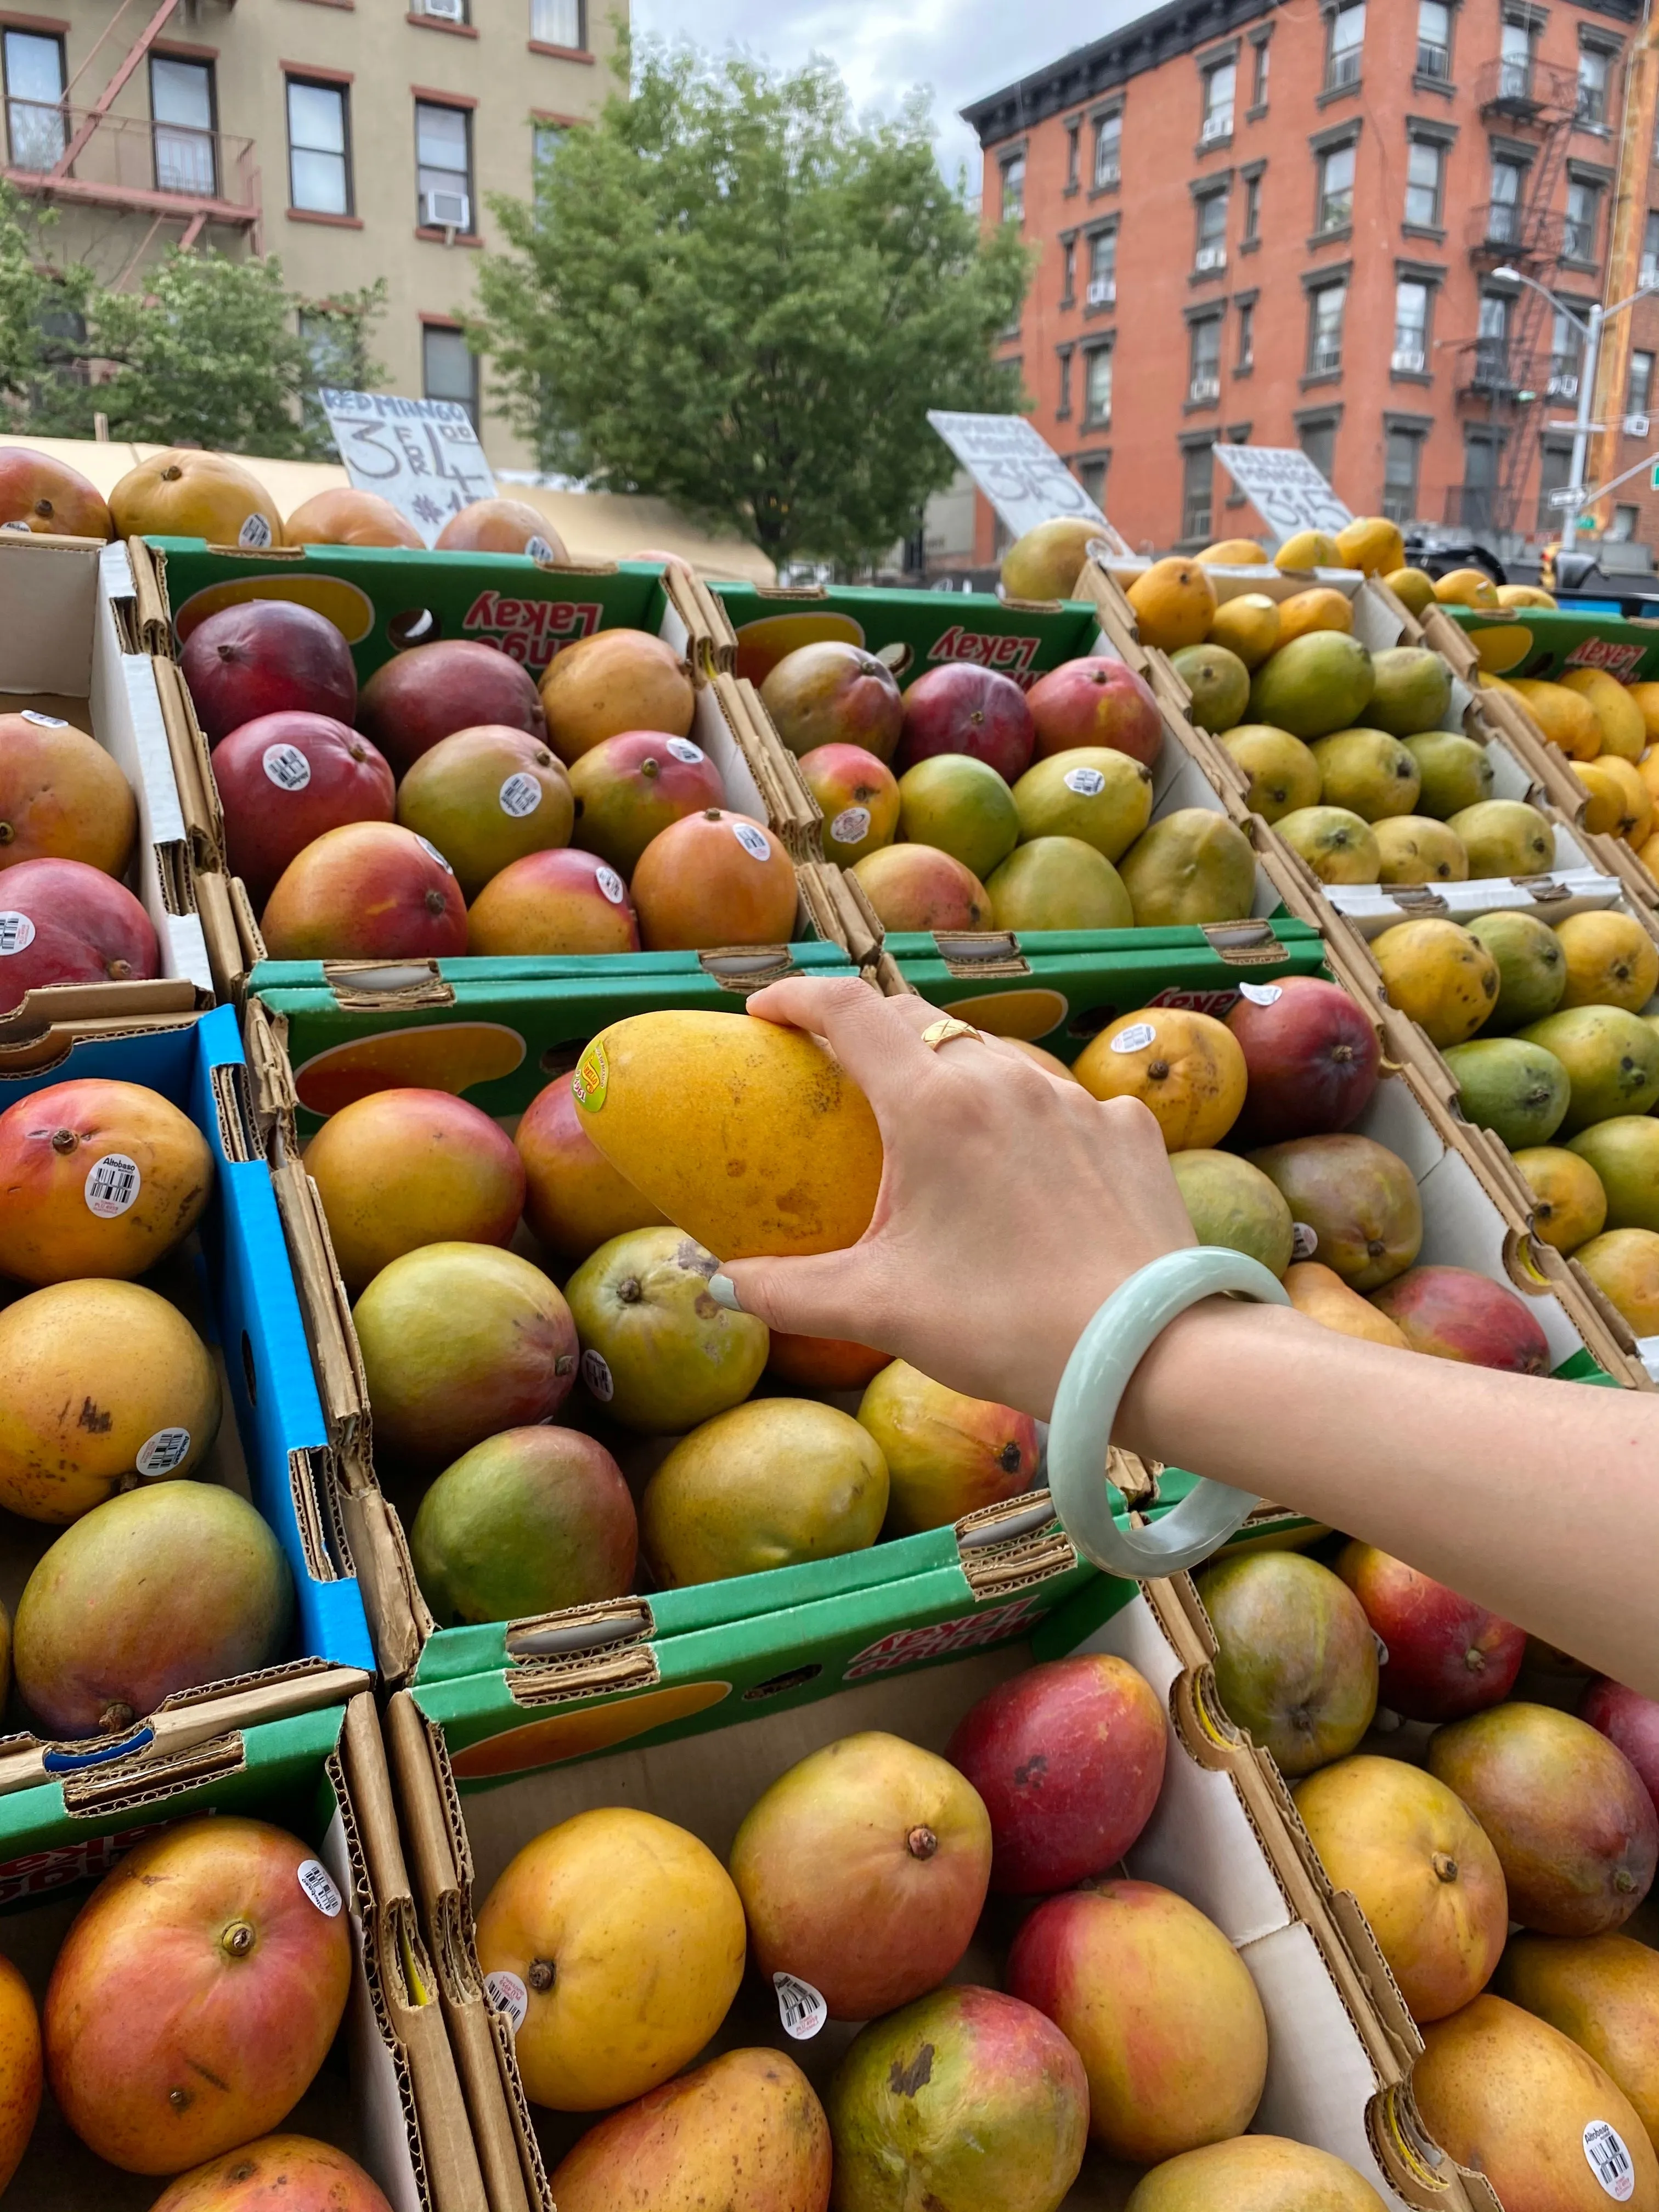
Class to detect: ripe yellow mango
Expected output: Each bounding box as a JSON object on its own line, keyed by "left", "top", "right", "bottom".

{"left": 572, "top": 1008, "right": 882, "bottom": 1260}
{"left": 1561, "top": 668, "right": 1646, "bottom": 762}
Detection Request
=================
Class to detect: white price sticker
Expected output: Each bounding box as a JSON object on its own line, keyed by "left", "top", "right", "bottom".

{"left": 732, "top": 821, "right": 772, "bottom": 861}
{"left": 85, "top": 1153, "right": 141, "bottom": 1219}
{"left": 136, "top": 1427, "right": 192, "bottom": 1479}
{"left": 1111, "top": 1023, "right": 1156, "bottom": 1054}
{"left": 1063, "top": 765, "right": 1107, "bottom": 797}
{"left": 595, "top": 865, "right": 627, "bottom": 906}
{"left": 525, "top": 535, "right": 557, "bottom": 565}
{"left": 1291, "top": 1222, "right": 1319, "bottom": 1262}
{"left": 773, "top": 1972, "right": 827, "bottom": 2040}
{"left": 1584, "top": 2121, "right": 1637, "bottom": 2202}
{"left": 297, "top": 1859, "right": 343, "bottom": 1918}
{"left": 581, "top": 1348, "right": 614, "bottom": 1403}
{"left": 485, "top": 1970, "right": 529, "bottom": 2033}
{"left": 1373, "top": 1632, "right": 1390, "bottom": 1668}
{"left": 831, "top": 806, "right": 871, "bottom": 846}
{"left": 666, "top": 738, "right": 704, "bottom": 764}
{"left": 499, "top": 772, "right": 543, "bottom": 819}
{"left": 20, "top": 710, "right": 67, "bottom": 728}
{"left": 1237, "top": 981, "right": 1283, "bottom": 1006}
{"left": 415, "top": 835, "right": 453, "bottom": 874}
{"left": 0, "top": 912, "right": 35, "bottom": 956}
{"left": 263, "top": 743, "right": 312, "bottom": 792}
{"left": 238, "top": 513, "right": 274, "bottom": 550}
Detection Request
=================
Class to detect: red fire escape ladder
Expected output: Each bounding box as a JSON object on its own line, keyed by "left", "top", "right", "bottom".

{"left": 49, "top": 0, "right": 179, "bottom": 182}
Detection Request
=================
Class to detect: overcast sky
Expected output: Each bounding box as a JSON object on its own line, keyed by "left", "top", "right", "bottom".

{"left": 630, "top": 0, "right": 1148, "bottom": 191}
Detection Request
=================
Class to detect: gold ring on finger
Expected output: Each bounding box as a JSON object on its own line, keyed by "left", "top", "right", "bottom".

{"left": 919, "top": 1016, "right": 985, "bottom": 1052}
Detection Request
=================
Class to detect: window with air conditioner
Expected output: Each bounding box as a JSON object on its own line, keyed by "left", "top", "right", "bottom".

{"left": 287, "top": 78, "right": 350, "bottom": 216}
{"left": 2, "top": 29, "right": 64, "bottom": 172}
{"left": 1392, "top": 279, "right": 1429, "bottom": 373}
{"left": 1564, "top": 177, "right": 1600, "bottom": 262}
{"left": 1325, "top": 3, "right": 1364, "bottom": 92}
{"left": 1318, "top": 141, "right": 1355, "bottom": 232}
{"left": 1086, "top": 228, "right": 1116, "bottom": 304}
{"left": 1188, "top": 314, "right": 1222, "bottom": 401}
{"left": 1548, "top": 306, "right": 1584, "bottom": 397}
{"left": 1405, "top": 137, "right": 1443, "bottom": 228}
{"left": 1611, "top": 505, "right": 1640, "bottom": 542}
{"left": 416, "top": 99, "right": 472, "bottom": 231}
{"left": 1629, "top": 350, "right": 1655, "bottom": 420}
{"left": 532, "top": 0, "right": 584, "bottom": 48}
{"left": 1084, "top": 345, "right": 1113, "bottom": 427}
{"left": 416, "top": 0, "right": 467, "bottom": 19}
{"left": 1488, "top": 158, "right": 1523, "bottom": 245}
{"left": 423, "top": 323, "right": 478, "bottom": 425}
{"left": 1417, "top": 0, "right": 1451, "bottom": 81}
{"left": 1383, "top": 427, "right": 1423, "bottom": 523}
{"left": 1307, "top": 283, "right": 1346, "bottom": 375}
{"left": 150, "top": 54, "right": 216, "bottom": 198}
{"left": 1194, "top": 190, "right": 1226, "bottom": 270}
{"left": 1200, "top": 60, "right": 1234, "bottom": 143}
{"left": 1182, "top": 441, "right": 1214, "bottom": 540}
{"left": 1576, "top": 45, "right": 1609, "bottom": 128}
{"left": 1094, "top": 109, "right": 1121, "bottom": 188}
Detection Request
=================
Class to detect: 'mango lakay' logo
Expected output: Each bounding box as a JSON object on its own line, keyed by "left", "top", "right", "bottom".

{"left": 460, "top": 591, "right": 604, "bottom": 673}
{"left": 1564, "top": 637, "right": 1647, "bottom": 682}
{"left": 926, "top": 624, "right": 1043, "bottom": 686}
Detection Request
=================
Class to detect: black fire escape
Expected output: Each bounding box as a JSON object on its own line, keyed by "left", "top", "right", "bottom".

{"left": 1448, "top": 55, "right": 1580, "bottom": 539}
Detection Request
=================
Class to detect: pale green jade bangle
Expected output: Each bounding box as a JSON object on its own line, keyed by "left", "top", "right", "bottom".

{"left": 1046, "top": 1245, "right": 1291, "bottom": 1580}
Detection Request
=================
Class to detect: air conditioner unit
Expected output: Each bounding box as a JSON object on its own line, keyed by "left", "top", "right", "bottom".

{"left": 419, "top": 0, "right": 466, "bottom": 18}
{"left": 1189, "top": 375, "right": 1221, "bottom": 402}
{"left": 1547, "top": 373, "right": 1579, "bottom": 398}
{"left": 1085, "top": 278, "right": 1116, "bottom": 306}
{"left": 1200, "top": 111, "right": 1232, "bottom": 143}
{"left": 1391, "top": 347, "right": 1426, "bottom": 373}
{"left": 421, "top": 188, "right": 471, "bottom": 231}
{"left": 1194, "top": 245, "right": 1226, "bottom": 271}
{"left": 1626, "top": 413, "right": 1651, "bottom": 438}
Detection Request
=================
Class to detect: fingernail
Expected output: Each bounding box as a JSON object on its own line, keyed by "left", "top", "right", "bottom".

{"left": 708, "top": 1273, "right": 743, "bottom": 1312}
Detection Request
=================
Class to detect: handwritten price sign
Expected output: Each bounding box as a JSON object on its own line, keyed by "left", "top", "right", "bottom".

{"left": 317, "top": 389, "right": 497, "bottom": 544}
{"left": 928, "top": 411, "right": 1131, "bottom": 554}
{"left": 1211, "top": 446, "right": 1352, "bottom": 549}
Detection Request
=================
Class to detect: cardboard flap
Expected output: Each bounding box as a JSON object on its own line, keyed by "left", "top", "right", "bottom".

{"left": 797, "top": 858, "right": 883, "bottom": 963}
{"left": 150, "top": 650, "right": 223, "bottom": 866}
{"left": 338, "top": 1480, "right": 430, "bottom": 1686}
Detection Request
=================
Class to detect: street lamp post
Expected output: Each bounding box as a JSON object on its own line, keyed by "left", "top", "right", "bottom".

{"left": 1492, "top": 265, "right": 1657, "bottom": 546}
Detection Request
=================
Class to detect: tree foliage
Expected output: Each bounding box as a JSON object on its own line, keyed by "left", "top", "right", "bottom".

{"left": 476, "top": 47, "right": 1031, "bottom": 565}
{"left": 0, "top": 186, "right": 385, "bottom": 459}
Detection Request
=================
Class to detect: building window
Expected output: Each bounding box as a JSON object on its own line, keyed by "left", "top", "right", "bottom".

{"left": 1325, "top": 3, "right": 1365, "bottom": 92}
{"left": 1576, "top": 44, "right": 1609, "bottom": 128}
{"left": 1242, "top": 172, "right": 1262, "bottom": 242}
{"left": 1629, "top": 349, "right": 1655, "bottom": 418}
{"left": 1307, "top": 281, "right": 1346, "bottom": 374}
{"left": 1188, "top": 314, "right": 1222, "bottom": 402}
{"left": 1499, "top": 18, "right": 1535, "bottom": 102}
{"left": 1611, "top": 504, "right": 1640, "bottom": 541}
{"left": 1194, "top": 190, "right": 1227, "bottom": 269}
{"left": 2, "top": 29, "right": 63, "bottom": 172}
{"left": 1488, "top": 157, "right": 1524, "bottom": 245}
{"left": 1065, "top": 121, "right": 1080, "bottom": 189}
{"left": 1000, "top": 153, "right": 1024, "bottom": 223}
{"left": 1549, "top": 308, "right": 1584, "bottom": 396}
{"left": 1060, "top": 236, "right": 1077, "bottom": 303}
{"left": 150, "top": 54, "right": 216, "bottom": 198}
{"left": 1405, "top": 137, "right": 1443, "bottom": 229}
{"left": 532, "top": 120, "right": 566, "bottom": 172}
{"left": 1086, "top": 228, "right": 1116, "bottom": 303}
{"left": 411, "top": 0, "right": 469, "bottom": 16}
{"left": 1460, "top": 431, "right": 1500, "bottom": 529}
{"left": 1300, "top": 415, "right": 1338, "bottom": 482}
{"left": 1393, "top": 279, "right": 1429, "bottom": 373}
{"left": 1056, "top": 347, "right": 1074, "bottom": 417}
{"left": 416, "top": 99, "right": 473, "bottom": 230}
{"left": 1237, "top": 299, "right": 1255, "bottom": 370}
{"left": 1564, "top": 177, "right": 1601, "bottom": 262}
{"left": 1251, "top": 36, "right": 1269, "bottom": 109}
{"left": 1383, "top": 427, "right": 1423, "bottom": 522}
{"left": 1083, "top": 344, "right": 1113, "bottom": 427}
{"left": 1182, "top": 442, "right": 1215, "bottom": 539}
{"left": 1642, "top": 213, "right": 1659, "bottom": 288}
{"left": 1318, "top": 142, "right": 1355, "bottom": 231}
{"left": 531, "top": 0, "right": 584, "bottom": 47}
{"left": 422, "top": 323, "right": 478, "bottom": 425}
{"left": 1537, "top": 442, "right": 1574, "bottom": 533}
{"left": 1200, "top": 59, "right": 1234, "bottom": 144}
{"left": 1417, "top": 0, "right": 1452, "bottom": 81}
{"left": 1476, "top": 291, "right": 1510, "bottom": 387}
{"left": 286, "top": 78, "right": 350, "bottom": 216}
{"left": 1076, "top": 455, "right": 1108, "bottom": 507}
{"left": 1094, "top": 110, "right": 1121, "bottom": 188}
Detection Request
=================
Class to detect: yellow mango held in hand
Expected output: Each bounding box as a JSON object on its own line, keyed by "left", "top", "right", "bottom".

{"left": 572, "top": 1008, "right": 883, "bottom": 1259}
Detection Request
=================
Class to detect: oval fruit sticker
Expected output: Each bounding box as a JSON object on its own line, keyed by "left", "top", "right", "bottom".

{"left": 572, "top": 1038, "right": 608, "bottom": 1111}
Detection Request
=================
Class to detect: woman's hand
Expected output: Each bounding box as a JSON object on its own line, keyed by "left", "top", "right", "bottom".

{"left": 718, "top": 975, "right": 1197, "bottom": 1417}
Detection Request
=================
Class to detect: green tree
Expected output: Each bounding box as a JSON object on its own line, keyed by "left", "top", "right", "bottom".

{"left": 477, "top": 47, "right": 1031, "bottom": 567}
{"left": 0, "top": 184, "right": 91, "bottom": 413}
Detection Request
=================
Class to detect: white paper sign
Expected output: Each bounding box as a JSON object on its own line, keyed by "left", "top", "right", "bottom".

{"left": 316, "top": 388, "right": 496, "bottom": 546}
{"left": 1211, "top": 446, "right": 1352, "bottom": 548}
{"left": 927, "top": 411, "right": 1131, "bottom": 554}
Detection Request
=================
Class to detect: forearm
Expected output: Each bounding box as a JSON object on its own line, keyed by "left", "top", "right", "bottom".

{"left": 1116, "top": 1304, "right": 1659, "bottom": 1698}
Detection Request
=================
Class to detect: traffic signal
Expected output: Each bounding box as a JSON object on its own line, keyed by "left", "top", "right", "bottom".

{"left": 1539, "top": 540, "right": 1559, "bottom": 594}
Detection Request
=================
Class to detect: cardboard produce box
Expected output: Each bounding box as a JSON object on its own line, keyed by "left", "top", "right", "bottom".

{"left": 134, "top": 539, "right": 849, "bottom": 995}
{"left": 0, "top": 1002, "right": 375, "bottom": 1788}
{"left": 383, "top": 1573, "right": 1497, "bottom": 2212}
{"left": 0, "top": 534, "right": 213, "bottom": 1076}
{"left": 0, "top": 1686, "right": 487, "bottom": 2211}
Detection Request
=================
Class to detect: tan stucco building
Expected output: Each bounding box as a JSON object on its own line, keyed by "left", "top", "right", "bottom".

{"left": 0, "top": 0, "right": 622, "bottom": 471}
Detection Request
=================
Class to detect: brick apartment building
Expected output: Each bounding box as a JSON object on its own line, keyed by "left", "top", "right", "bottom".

{"left": 0, "top": 0, "right": 620, "bottom": 471}
{"left": 963, "top": 0, "right": 1659, "bottom": 562}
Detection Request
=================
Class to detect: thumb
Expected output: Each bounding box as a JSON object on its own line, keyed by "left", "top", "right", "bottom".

{"left": 716, "top": 1250, "right": 881, "bottom": 1346}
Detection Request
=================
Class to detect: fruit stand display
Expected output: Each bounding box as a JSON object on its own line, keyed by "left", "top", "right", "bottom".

{"left": 0, "top": 1686, "right": 490, "bottom": 2210}
{"left": 0, "top": 533, "right": 215, "bottom": 1064}
{"left": 0, "top": 1003, "right": 374, "bottom": 1783}
{"left": 381, "top": 1567, "right": 1498, "bottom": 2212}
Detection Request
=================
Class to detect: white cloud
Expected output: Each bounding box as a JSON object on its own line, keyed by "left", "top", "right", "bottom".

{"left": 630, "top": 0, "right": 1149, "bottom": 191}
